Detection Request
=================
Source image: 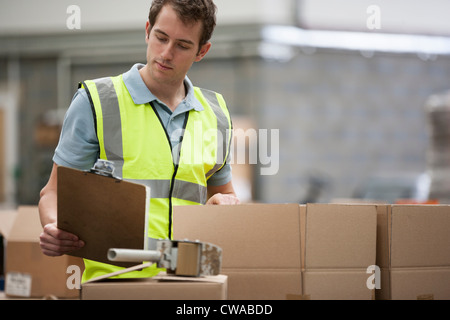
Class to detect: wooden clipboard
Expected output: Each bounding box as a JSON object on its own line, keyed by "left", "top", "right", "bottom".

{"left": 57, "top": 166, "right": 150, "bottom": 267}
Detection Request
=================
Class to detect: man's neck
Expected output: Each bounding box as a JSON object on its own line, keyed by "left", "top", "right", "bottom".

{"left": 139, "top": 66, "right": 186, "bottom": 112}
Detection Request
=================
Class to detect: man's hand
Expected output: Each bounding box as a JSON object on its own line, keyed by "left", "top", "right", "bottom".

{"left": 206, "top": 193, "right": 240, "bottom": 205}
{"left": 39, "top": 222, "right": 85, "bottom": 257}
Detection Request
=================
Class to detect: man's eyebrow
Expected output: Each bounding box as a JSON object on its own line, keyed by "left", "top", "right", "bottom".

{"left": 154, "top": 28, "right": 195, "bottom": 45}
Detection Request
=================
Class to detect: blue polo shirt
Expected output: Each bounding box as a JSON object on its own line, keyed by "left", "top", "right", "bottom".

{"left": 54, "top": 63, "right": 232, "bottom": 186}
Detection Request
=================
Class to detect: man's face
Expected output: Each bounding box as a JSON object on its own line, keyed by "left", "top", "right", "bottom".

{"left": 145, "top": 5, "right": 211, "bottom": 87}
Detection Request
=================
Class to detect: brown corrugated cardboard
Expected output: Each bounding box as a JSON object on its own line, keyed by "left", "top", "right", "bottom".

{"left": 78, "top": 203, "right": 450, "bottom": 300}
{"left": 174, "top": 203, "right": 378, "bottom": 300}
{"left": 390, "top": 268, "right": 450, "bottom": 300}
{"left": 173, "top": 204, "right": 303, "bottom": 300}
{"left": 327, "top": 202, "right": 394, "bottom": 300}
{"left": 225, "top": 270, "right": 302, "bottom": 300}
{"left": 4, "top": 206, "right": 84, "bottom": 298}
{"left": 302, "top": 204, "right": 377, "bottom": 300}
{"left": 174, "top": 204, "right": 302, "bottom": 270}
{"left": 304, "top": 204, "right": 377, "bottom": 268}
{"left": 391, "top": 205, "right": 450, "bottom": 268}
{"left": 303, "top": 270, "right": 373, "bottom": 300}
{"left": 387, "top": 205, "right": 450, "bottom": 300}
{"left": 81, "top": 274, "right": 227, "bottom": 300}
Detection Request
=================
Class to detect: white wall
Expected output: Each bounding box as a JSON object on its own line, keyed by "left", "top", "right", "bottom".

{"left": 1, "top": 0, "right": 449, "bottom": 36}
{"left": 0, "top": 0, "right": 151, "bottom": 35}
{"left": 300, "top": 0, "right": 450, "bottom": 36}
{"left": 0, "top": 0, "right": 294, "bottom": 35}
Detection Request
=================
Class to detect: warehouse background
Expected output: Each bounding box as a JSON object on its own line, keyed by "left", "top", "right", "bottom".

{"left": 1, "top": 0, "right": 450, "bottom": 207}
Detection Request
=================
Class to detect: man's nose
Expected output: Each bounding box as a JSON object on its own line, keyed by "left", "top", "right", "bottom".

{"left": 161, "top": 43, "right": 174, "bottom": 61}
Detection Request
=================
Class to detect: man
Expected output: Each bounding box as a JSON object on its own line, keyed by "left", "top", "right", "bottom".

{"left": 39, "top": 0, "right": 239, "bottom": 282}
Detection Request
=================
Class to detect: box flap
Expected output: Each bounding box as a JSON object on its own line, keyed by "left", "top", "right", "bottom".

{"left": 8, "top": 206, "right": 42, "bottom": 242}
{"left": 391, "top": 205, "right": 450, "bottom": 267}
{"left": 305, "top": 203, "right": 377, "bottom": 269}
{"left": 173, "top": 204, "right": 302, "bottom": 269}
{"left": 0, "top": 210, "right": 16, "bottom": 239}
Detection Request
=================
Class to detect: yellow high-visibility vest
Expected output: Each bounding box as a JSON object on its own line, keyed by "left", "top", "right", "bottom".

{"left": 78, "top": 75, "right": 232, "bottom": 282}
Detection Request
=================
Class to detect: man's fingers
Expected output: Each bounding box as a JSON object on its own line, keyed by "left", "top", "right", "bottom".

{"left": 43, "top": 223, "right": 79, "bottom": 241}
{"left": 39, "top": 236, "right": 82, "bottom": 255}
{"left": 206, "top": 193, "right": 241, "bottom": 205}
{"left": 40, "top": 232, "right": 84, "bottom": 248}
{"left": 40, "top": 223, "right": 84, "bottom": 257}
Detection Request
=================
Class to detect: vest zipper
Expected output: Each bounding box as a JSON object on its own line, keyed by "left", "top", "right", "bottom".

{"left": 149, "top": 102, "right": 190, "bottom": 239}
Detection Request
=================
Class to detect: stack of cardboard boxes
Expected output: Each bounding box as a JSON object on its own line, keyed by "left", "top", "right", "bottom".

{"left": 173, "top": 203, "right": 378, "bottom": 300}
{"left": 0, "top": 206, "right": 228, "bottom": 300}
{"left": 0, "top": 203, "right": 449, "bottom": 300}
{"left": 174, "top": 203, "right": 450, "bottom": 300}
{"left": 0, "top": 206, "right": 83, "bottom": 299}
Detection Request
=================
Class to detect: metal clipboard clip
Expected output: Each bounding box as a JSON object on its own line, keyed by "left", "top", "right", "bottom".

{"left": 90, "top": 159, "right": 121, "bottom": 180}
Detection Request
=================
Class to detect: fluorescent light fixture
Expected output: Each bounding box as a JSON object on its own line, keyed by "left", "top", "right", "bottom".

{"left": 261, "top": 25, "right": 450, "bottom": 56}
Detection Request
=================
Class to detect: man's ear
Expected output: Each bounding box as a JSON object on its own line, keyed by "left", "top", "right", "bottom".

{"left": 195, "top": 42, "right": 212, "bottom": 62}
{"left": 145, "top": 21, "right": 151, "bottom": 42}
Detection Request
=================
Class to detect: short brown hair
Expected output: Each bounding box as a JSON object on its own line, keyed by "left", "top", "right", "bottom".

{"left": 149, "top": 0, "right": 217, "bottom": 47}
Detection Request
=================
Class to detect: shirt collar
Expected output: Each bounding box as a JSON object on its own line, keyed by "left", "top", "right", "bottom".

{"left": 122, "top": 63, "right": 204, "bottom": 112}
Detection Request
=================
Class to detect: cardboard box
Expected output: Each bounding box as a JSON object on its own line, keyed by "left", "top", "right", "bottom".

{"left": 4, "top": 206, "right": 84, "bottom": 299}
{"left": 376, "top": 204, "right": 450, "bottom": 300}
{"left": 0, "top": 210, "right": 16, "bottom": 291}
{"left": 174, "top": 203, "right": 303, "bottom": 300}
{"left": 387, "top": 205, "right": 450, "bottom": 300}
{"left": 81, "top": 274, "right": 227, "bottom": 300}
{"left": 174, "top": 203, "right": 378, "bottom": 300}
{"left": 302, "top": 204, "right": 377, "bottom": 300}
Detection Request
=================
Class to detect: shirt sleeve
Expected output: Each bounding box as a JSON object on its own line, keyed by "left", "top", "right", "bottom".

{"left": 53, "top": 89, "right": 100, "bottom": 170}
{"left": 207, "top": 163, "right": 233, "bottom": 187}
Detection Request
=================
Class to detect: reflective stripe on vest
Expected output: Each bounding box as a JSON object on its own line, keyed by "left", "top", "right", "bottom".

{"left": 80, "top": 75, "right": 232, "bottom": 238}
